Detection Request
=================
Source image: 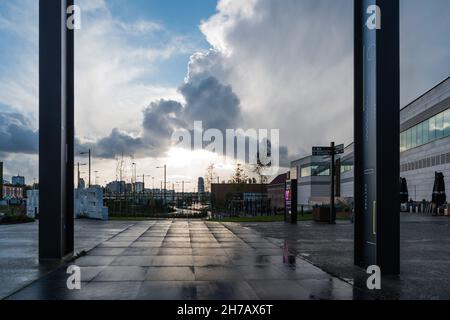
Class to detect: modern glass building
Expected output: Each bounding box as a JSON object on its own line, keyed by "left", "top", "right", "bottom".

{"left": 400, "top": 108, "right": 450, "bottom": 153}
{"left": 291, "top": 76, "right": 450, "bottom": 206}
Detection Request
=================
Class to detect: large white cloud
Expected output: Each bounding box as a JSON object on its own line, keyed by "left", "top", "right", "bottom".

{"left": 197, "top": 0, "right": 354, "bottom": 158}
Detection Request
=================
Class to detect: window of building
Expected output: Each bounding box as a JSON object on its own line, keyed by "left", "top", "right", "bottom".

{"left": 401, "top": 108, "right": 450, "bottom": 152}
{"left": 445, "top": 109, "right": 450, "bottom": 137}
{"left": 436, "top": 112, "right": 444, "bottom": 138}
{"left": 416, "top": 122, "right": 423, "bottom": 146}
{"left": 411, "top": 126, "right": 417, "bottom": 148}
{"left": 406, "top": 129, "right": 412, "bottom": 149}
{"left": 301, "top": 166, "right": 311, "bottom": 178}
{"left": 429, "top": 115, "right": 437, "bottom": 140}
{"left": 400, "top": 131, "right": 406, "bottom": 152}
{"left": 423, "top": 119, "right": 430, "bottom": 144}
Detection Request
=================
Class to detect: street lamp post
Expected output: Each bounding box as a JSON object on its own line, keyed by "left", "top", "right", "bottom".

{"left": 156, "top": 165, "right": 167, "bottom": 204}
{"left": 79, "top": 149, "right": 91, "bottom": 188}
{"left": 76, "top": 162, "right": 87, "bottom": 189}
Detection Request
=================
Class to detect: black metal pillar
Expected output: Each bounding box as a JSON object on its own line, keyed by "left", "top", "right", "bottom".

{"left": 354, "top": 0, "right": 400, "bottom": 274}
{"left": 39, "top": 0, "right": 74, "bottom": 261}
{"left": 330, "top": 142, "right": 336, "bottom": 224}
{"left": 0, "top": 162, "right": 3, "bottom": 200}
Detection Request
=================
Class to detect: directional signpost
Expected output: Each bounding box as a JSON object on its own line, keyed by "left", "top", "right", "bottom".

{"left": 312, "top": 142, "right": 344, "bottom": 224}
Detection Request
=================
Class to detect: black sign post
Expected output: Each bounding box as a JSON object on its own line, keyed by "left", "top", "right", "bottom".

{"left": 313, "top": 143, "right": 344, "bottom": 224}
{"left": 354, "top": 0, "right": 400, "bottom": 275}
{"left": 285, "top": 179, "right": 298, "bottom": 224}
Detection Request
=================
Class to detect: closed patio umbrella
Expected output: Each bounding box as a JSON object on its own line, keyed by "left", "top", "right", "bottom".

{"left": 432, "top": 172, "right": 446, "bottom": 207}
{"left": 400, "top": 178, "right": 409, "bottom": 204}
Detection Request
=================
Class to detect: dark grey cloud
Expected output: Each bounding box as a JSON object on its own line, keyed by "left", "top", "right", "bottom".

{"left": 181, "top": 76, "right": 241, "bottom": 130}
{"left": 77, "top": 129, "right": 145, "bottom": 159}
{"left": 79, "top": 74, "right": 243, "bottom": 159}
{"left": 0, "top": 112, "right": 38, "bottom": 154}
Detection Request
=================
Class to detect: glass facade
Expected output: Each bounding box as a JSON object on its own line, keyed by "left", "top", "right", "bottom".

{"left": 341, "top": 160, "right": 354, "bottom": 174}
{"left": 300, "top": 164, "right": 330, "bottom": 178}
{"left": 400, "top": 107, "right": 450, "bottom": 152}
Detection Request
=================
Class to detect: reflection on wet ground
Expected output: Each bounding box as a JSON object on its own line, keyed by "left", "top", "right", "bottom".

{"left": 6, "top": 220, "right": 364, "bottom": 300}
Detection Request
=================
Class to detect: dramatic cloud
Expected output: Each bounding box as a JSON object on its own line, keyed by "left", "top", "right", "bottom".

{"left": 0, "top": 111, "right": 38, "bottom": 154}
{"left": 1, "top": 0, "right": 449, "bottom": 182}
{"left": 80, "top": 73, "right": 244, "bottom": 159}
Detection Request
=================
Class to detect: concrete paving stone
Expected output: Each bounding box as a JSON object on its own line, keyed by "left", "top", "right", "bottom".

{"left": 163, "top": 237, "right": 191, "bottom": 242}
{"left": 109, "top": 236, "right": 140, "bottom": 242}
{"left": 162, "top": 242, "right": 192, "bottom": 248}
{"left": 158, "top": 248, "right": 193, "bottom": 256}
{"left": 7, "top": 279, "right": 87, "bottom": 300}
{"left": 230, "top": 255, "right": 279, "bottom": 266}
{"left": 150, "top": 256, "right": 194, "bottom": 267}
{"left": 79, "top": 267, "right": 107, "bottom": 282}
{"left": 75, "top": 256, "right": 116, "bottom": 267}
{"left": 130, "top": 241, "right": 163, "bottom": 248}
{"left": 255, "top": 248, "right": 284, "bottom": 255}
{"left": 220, "top": 242, "right": 251, "bottom": 249}
{"left": 142, "top": 233, "right": 168, "bottom": 237}
{"left": 193, "top": 256, "right": 232, "bottom": 267}
{"left": 146, "top": 267, "right": 195, "bottom": 281}
{"left": 296, "top": 279, "right": 355, "bottom": 300}
{"left": 74, "top": 281, "right": 142, "bottom": 300}
{"left": 240, "top": 265, "right": 292, "bottom": 280}
{"left": 223, "top": 248, "right": 256, "bottom": 257}
{"left": 137, "top": 236, "right": 165, "bottom": 242}
{"left": 196, "top": 281, "right": 260, "bottom": 300}
{"left": 192, "top": 248, "right": 227, "bottom": 256}
{"left": 110, "top": 256, "right": 154, "bottom": 267}
{"left": 88, "top": 248, "right": 126, "bottom": 256}
{"left": 136, "top": 281, "right": 197, "bottom": 300}
{"left": 194, "top": 266, "right": 246, "bottom": 281}
{"left": 248, "top": 280, "right": 313, "bottom": 300}
{"left": 191, "top": 242, "right": 222, "bottom": 248}
{"left": 121, "top": 247, "right": 159, "bottom": 256}
{"left": 93, "top": 266, "right": 149, "bottom": 282}
{"left": 248, "top": 242, "right": 280, "bottom": 249}
{"left": 99, "top": 241, "right": 133, "bottom": 248}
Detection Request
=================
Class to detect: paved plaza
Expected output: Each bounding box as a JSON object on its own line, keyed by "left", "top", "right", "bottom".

{"left": 2, "top": 213, "right": 450, "bottom": 300}
{"left": 243, "top": 213, "right": 450, "bottom": 300}
{"left": 3, "top": 220, "right": 359, "bottom": 300}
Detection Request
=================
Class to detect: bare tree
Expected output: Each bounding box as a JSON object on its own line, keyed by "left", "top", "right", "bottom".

{"left": 231, "top": 163, "right": 249, "bottom": 185}
{"left": 205, "top": 163, "right": 217, "bottom": 192}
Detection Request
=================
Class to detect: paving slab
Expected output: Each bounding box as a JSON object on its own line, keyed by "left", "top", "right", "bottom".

{"left": 4, "top": 220, "right": 356, "bottom": 300}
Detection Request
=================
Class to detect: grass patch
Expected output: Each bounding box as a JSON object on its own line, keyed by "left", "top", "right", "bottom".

{"left": 0, "top": 214, "right": 35, "bottom": 225}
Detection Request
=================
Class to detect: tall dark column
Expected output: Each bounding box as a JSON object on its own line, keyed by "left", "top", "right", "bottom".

{"left": 39, "top": 0, "right": 74, "bottom": 260}
{"left": 354, "top": 0, "right": 400, "bottom": 275}
{"left": 0, "top": 162, "right": 3, "bottom": 200}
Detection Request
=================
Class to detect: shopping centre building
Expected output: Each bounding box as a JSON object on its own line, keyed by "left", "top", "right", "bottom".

{"left": 291, "top": 76, "right": 450, "bottom": 207}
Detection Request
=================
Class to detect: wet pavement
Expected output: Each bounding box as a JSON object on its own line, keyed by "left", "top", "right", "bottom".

{"left": 4, "top": 220, "right": 360, "bottom": 300}
{"left": 0, "top": 220, "right": 136, "bottom": 299}
{"left": 243, "top": 213, "right": 450, "bottom": 300}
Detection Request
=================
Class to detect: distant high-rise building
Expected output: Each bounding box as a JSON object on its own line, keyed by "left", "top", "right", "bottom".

{"left": 12, "top": 175, "right": 25, "bottom": 186}
{"left": 106, "top": 181, "right": 126, "bottom": 194}
{"left": 198, "top": 177, "right": 205, "bottom": 194}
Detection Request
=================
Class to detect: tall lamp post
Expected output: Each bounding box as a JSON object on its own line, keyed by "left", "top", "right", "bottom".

{"left": 76, "top": 163, "right": 87, "bottom": 188}
{"left": 156, "top": 165, "right": 167, "bottom": 204}
{"left": 79, "top": 149, "right": 91, "bottom": 188}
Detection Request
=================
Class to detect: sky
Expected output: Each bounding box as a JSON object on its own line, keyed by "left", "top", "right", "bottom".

{"left": 0, "top": 0, "right": 449, "bottom": 191}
